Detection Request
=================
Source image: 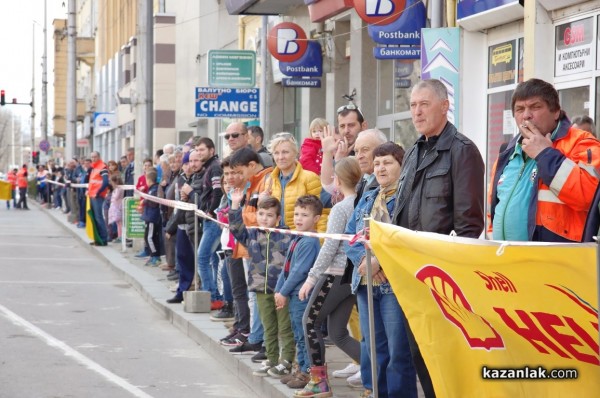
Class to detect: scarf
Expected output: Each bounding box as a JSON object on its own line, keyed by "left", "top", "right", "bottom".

{"left": 370, "top": 180, "right": 400, "bottom": 224}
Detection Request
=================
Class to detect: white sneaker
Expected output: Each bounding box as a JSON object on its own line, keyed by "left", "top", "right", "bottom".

{"left": 169, "top": 283, "right": 178, "bottom": 292}
{"left": 332, "top": 363, "right": 360, "bottom": 378}
{"left": 347, "top": 370, "right": 363, "bottom": 388}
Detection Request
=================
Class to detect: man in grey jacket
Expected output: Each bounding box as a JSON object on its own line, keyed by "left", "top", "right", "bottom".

{"left": 391, "top": 79, "right": 485, "bottom": 398}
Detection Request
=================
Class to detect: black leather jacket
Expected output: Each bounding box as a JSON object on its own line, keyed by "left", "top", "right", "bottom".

{"left": 391, "top": 122, "right": 485, "bottom": 238}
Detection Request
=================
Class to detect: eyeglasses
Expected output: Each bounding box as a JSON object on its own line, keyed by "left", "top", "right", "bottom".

{"left": 224, "top": 132, "right": 246, "bottom": 140}
{"left": 272, "top": 132, "right": 297, "bottom": 143}
{"left": 337, "top": 103, "right": 364, "bottom": 120}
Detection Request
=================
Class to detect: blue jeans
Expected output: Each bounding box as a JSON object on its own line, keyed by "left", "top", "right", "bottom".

{"left": 248, "top": 292, "right": 264, "bottom": 345}
{"left": 90, "top": 196, "right": 108, "bottom": 243}
{"left": 176, "top": 228, "right": 195, "bottom": 297}
{"left": 196, "top": 220, "right": 221, "bottom": 301}
{"left": 289, "top": 294, "right": 309, "bottom": 372}
{"left": 221, "top": 252, "right": 232, "bottom": 302}
{"left": 357, "top": 284, "right": 417, "bottom": 398}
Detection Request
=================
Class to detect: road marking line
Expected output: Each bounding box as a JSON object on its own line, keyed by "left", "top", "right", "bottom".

{"left": 0, "top": 257, "right": 89, "bottom": 261}
{"left": 0, "top": 281, "right": 122, "bottom": 284}
{"left": 0, "top": 303, "right": 154, "bottom": 398}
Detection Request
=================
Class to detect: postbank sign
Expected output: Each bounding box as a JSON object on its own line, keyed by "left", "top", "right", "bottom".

{"left": 354, "top": 0, "right": 425, "bottom": 60}
{"left": 268, "top": 22, "right": 322, "bottom": 88}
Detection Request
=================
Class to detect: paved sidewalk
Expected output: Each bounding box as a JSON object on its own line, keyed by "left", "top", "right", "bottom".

{"left": 41, "top": 203, "right": 370, "bottom": 398}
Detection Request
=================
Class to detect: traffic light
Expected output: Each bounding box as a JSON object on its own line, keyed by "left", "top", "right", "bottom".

{"left": 0, "top": 90, "right": 5, "bottom": 106}
{"left": 32, "top": 151, "right": 39, "bottom": 164}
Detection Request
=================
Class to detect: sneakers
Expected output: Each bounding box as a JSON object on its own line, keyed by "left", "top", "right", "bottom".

{"left": 252, "top": 360, "right": 276, "bottom": 377}
{"left": 346, "top": 370, "right": 363, "bottom": 388}
{"left": 210, "top": 300, "right": 224, "bottom": 311}
{"left": 219, "top": 329, "right": 239, "bottom": 344}
{"left": 76, "top": 221, "right": 85, "bottom": 228}
{"left": 220, "top": 332, "right": 249, "bottom": 347}
{"left": 166, "top": 270, "right": 179, "bottom": 281}
{"left": 286, "top": 371, "right": 310, "bottom": 389}
{"left": 267, "top": 359, "right": 292, "bottom": 378}
{"left": 134, "top": 249, "right": 149, "bottom": 258}
{"left": 169, "top": 283, "right": 179, "bottom": 293}
{"left": 332, "top": 363, "right": 360, "bottom": 378}
{"left": 210, "top": 302, "right": 235, "bottom": 322}
{"left": 228, "top": 341, "right": 261, "bottom": 353}
{"left": 251, "top": 346, "right": 267, "bottom": 363}
{"left": 280, "top": 364, "right": 301, "bottom": 384}
{"left": 144, "top": 256, "right": 161, "bottom": 267}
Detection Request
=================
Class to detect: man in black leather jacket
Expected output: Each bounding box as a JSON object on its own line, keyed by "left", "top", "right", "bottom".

{"left": 391, "top": 79, "right": 485, "bottom": 398}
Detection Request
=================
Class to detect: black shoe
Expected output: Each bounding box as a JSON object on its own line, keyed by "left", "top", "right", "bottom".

{"left": 167, "top": 271, "right": 179, "bottom": 281}
{"left": 229, "top": 341, "right": 262, "bottom": 353}
{"left": 251, "top": 346, "right": 267, "bottom": 363}
{"left": 166, "top": 295, "right": 183, "bottom": 304}
{"left": 210, "top": 302, "right": 235, "bottom": 322}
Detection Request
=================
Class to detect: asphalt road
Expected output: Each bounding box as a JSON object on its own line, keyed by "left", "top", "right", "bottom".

{"left": 0, "top": 204, "right": 258, "bottom": 398}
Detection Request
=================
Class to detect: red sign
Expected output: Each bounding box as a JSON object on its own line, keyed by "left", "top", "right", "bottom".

{"left": 352, "top": 0, "right": 405, "bottom": 26}
{"left": 267, "top": 22, "right": 308, "bottom": 63}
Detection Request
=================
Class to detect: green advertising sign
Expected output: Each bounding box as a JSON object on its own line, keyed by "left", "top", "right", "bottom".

{"left": 208, "top": 50, "right": 256, "bottom": 88}
{"left": 124, "top": 198, "right": 145, "bottom": 238}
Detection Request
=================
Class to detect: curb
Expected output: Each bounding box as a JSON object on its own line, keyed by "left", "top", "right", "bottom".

{"left": 39, "top": 202, "right": 341, "bottom": 398}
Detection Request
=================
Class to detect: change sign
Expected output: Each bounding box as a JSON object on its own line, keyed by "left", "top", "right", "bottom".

{"left": 195, "top": 87, "right": 259, "bottom": 118}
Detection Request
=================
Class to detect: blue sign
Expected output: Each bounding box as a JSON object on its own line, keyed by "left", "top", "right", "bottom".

{"left": 368, "top": 0, "right": 426, "bottom": 45}
{"left": 195, "top": 88, "right": 259, "bottom": 118}
{"left": 374, "top": 46, "right": 421, "bottom": 60}
{"left": 421, "top": 28, "right": 461, "bottom": 126}
{"left": 282, "top": 78, "right": 321, "bottom": 88}
{"left": 457, "top": 0, "right": 519, "bottom": 20}
{"left": 279, "top": 41, "right": 323, "bottom": 77}
{"left": 39, "top": 139, "right": 50, "bottom": 152}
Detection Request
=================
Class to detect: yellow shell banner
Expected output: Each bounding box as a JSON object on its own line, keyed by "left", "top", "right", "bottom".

{"left": 370, "top": 220, "right": 599, "bottom": 397}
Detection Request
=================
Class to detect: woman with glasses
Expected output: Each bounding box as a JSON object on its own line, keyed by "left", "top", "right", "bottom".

{"left": 264, "top": 133, "right": 327, "bottom": 231}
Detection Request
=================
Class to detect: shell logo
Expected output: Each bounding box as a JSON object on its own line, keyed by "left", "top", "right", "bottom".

{"left": 267, "top": 22, "right": 308, "bottom": 63}
{"left": 416, "top": 265, "right": 505, "bottom": 351}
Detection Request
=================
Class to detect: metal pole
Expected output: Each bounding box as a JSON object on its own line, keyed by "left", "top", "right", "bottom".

{"left": 42, "top": 0, "right": 48, "bottom": 141}
{"left": 31, "top": 22, "right": 36, "bottom": 165}
{"left": 11, "top": 113, "right": 15, "bottom": 168}
{"left": 135, "top": 0, "right": 153, "bottom": 179}
{"left": 194, "top": 193, "right": 199, "bottom": 291}
{"left": 364, "top": 217, "right": 378, "bottom": 398}
{"left": 66, "top": 0, "right": 77, "bottom": 160}
{"left": 260, "top": 16, "right": 267, "bottom": 132}
{"left": 430, "top": 0, "right": 443, "bottom": 29}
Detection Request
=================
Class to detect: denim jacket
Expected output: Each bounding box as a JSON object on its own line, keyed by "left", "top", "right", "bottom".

{"left": 344, "top": 186, "right": 396, "bottom": 294}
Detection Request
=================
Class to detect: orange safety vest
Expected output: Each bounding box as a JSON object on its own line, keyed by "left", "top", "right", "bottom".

{"left": 535, "top": 127, "right": 600, "bottom": 242}
{"left": 7, "top": 172, "right": 17, "bottom": 189}
{"left": 17, "top": 168, "right": 28, "bottom": 188}
{"left": 88, "top": 161, "right": 108, "bottom": 198}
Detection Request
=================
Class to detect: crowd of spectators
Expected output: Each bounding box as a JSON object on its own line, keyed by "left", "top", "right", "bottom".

{"left": 5, "top": 77, "right": 595, "bottom": 398}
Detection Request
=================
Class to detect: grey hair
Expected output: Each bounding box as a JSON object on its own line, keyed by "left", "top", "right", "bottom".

{"left": 163, "top": 143, "right": 176, "bottom": 154}
{"left": 357, "top": 129, "right": 387, "bottom": 145}
{"left": 412, "top": 79, "right": 448, "bottom": 101}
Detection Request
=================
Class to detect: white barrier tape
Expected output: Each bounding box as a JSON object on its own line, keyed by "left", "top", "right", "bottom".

{"left": 45, "top": 179, "right": 66, "bottom": 187}
{"left": 133, "top": 188, "right": 365, "bottom": 243}
{"left": 46, "top": 181, "right": 136, "bottom": 190}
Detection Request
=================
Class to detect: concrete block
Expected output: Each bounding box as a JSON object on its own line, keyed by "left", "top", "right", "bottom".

{"left": 183, "top": 290, "right": 211, "bottom": 313}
